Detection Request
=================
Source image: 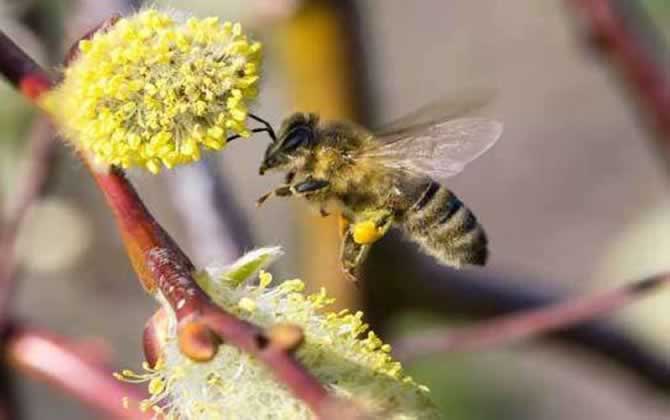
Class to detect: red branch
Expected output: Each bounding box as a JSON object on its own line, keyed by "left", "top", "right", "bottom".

{"left": 91, "top": 167, "right": 192, "bottom": 293}
{"left": 393, "top": 273, "right": 670, "bottom": 360}
{"left": 94, "top": 169, "right": 325, "bottom": 406}
{"left": 0, "top": 32, "right": 52, "bottom": 102}
{"left": 4, "top": 323, "right": 150, "bottom": 419}
{"left": 93, "top": 168, "right": 333, "bottom": 413}
{"left": 0, "top": 24, "right": 342, "bottom": 418}
{"left": 567, "top": 0, "right": 670, "bottom": 141}
{"left": 140, "top": 217, "right": 332, "bottom": 414}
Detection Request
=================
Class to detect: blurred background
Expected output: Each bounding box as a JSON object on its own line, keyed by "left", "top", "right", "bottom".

{"left": 2, "top": 0, "right": 670, "bottom": 418}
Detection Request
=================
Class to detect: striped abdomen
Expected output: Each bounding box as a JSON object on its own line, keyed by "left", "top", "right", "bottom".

{"left": 401, "top": 181, "right": 488, "bottom": 267}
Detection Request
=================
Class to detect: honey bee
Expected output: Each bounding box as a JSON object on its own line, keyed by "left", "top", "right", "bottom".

{"left": 256, "top": 101, "right": 503, "bottom": 281}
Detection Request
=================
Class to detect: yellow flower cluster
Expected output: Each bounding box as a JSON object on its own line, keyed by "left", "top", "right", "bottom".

{"left": 42, "top": 10, "right": 262, "bottom": 173}
{"left": 118, "top": 247, "right": 439, "bottom": 419}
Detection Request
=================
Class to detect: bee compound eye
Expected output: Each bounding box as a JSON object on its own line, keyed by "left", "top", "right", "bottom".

{"left": 282, "top": 126, "right": 312, "bottom": 152}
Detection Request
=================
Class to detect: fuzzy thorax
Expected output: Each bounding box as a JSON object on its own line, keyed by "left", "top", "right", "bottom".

{"left": 42, "top": 10, "right": 262, "bottom": 173}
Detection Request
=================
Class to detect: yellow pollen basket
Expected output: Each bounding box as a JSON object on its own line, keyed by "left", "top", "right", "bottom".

{"left": 352, "top": 220, "right": 385, "bottom": 245}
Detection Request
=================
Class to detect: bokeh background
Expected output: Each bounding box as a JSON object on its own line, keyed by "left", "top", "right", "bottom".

{"left": 2, "top": 0, "right": 670, "bottom": 418}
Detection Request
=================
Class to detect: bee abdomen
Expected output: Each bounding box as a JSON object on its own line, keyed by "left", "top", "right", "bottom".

{"left": 403, "top": 181, "right": 488, "bottom": 267}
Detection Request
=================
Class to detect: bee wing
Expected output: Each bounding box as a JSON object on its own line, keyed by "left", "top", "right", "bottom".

{"left": 364, "top": 118, "right": 503, "bottom": 181}
{"left": 374, "top": 87, "right": 495, "bottom": 137}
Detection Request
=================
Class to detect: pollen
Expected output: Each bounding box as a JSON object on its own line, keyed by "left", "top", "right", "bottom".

{"left": 117, "top": 247, "right": 439, "bottom": 419}
{"left": 352, "top": 220, "right": 384, "bottom": 245}
{"left": 148, "top": 377, "right": 166, "bottom": 395}
{"left": 237, "top": 297, "right": 257, "bottom": 312}
{"left": 42, "top": 10, "right": 262, "bottom": 173}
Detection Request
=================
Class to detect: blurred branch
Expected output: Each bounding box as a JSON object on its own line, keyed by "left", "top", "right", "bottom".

{"left": 0, "top": 118, "right": 56, "bottom": 323}
{"left": 0, "top": 341, "right": 19, "bottom": 420}
{"left": 0, "top": 120, "right": 54, "bottom": 417}
{"left": 168, "top": 159, "right": 254, "bottom": 265}
{"left": 393, "top": 273, "right": 670, "bottom": 361}
{"left": 0, "top": 30, "right": 51, "bottom": 101}
{"left": 4, "top": 323, "right": 150, "bottom": 420}
{"left": 0, "top": 118, "right": 54, "bottom": 245}
{"left": 567, "top": 0, "right": 670, "bottom": 155}
{"left": 365, "top": 237, "right": 670, "bottom": 393}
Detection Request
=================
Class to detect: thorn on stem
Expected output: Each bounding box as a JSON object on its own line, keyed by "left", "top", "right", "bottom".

{"left": 143, "top": 308, "right": 168, "bottom": 368}
{"left": 178, "top": 321, "right": 220, "bottom": 362}
{"left": 268, "top": 323, "right": 305, "bottom": 353}
{"left": 254, "top": 333, "right": 270, "bottom": 350}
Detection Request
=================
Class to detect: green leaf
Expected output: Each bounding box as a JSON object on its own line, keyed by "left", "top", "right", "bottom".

{"left": 216, "top": 247, "right": 283, "bottom": 287}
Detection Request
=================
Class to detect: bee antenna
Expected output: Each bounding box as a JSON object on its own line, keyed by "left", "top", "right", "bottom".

{"left": 249, "top": 113, "right": 277, "bottom": 142}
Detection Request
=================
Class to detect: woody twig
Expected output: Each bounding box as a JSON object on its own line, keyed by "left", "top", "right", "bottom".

{"left": 0, "top": 20, "right": 344, "bottom": 419}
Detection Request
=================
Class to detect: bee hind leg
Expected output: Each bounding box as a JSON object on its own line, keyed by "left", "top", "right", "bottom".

{"left": 340, "top": 211, "right": 394, "bottom": 282}
{"left": 340, "top": 230, "right": 372, "bottom": 283}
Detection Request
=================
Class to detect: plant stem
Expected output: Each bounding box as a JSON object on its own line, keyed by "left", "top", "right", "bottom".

{"left": 0, "top": 32, "right": 52, "bottom": 101}
{"left": 393, "top": 273, "right": 670, "bottom": 360}
{"left": 0, "top": 25, "right": 343, "bottom": 418}
{"left": 5, "top": 323, "right": 151, "bottom": 419}
{"left": 567, "top": 0, "right": 670, "bottom": 158}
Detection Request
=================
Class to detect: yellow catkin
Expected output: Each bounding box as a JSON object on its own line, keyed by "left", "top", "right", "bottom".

{"left": 116, "top": 248, "right": 439, "bottom": 419}
{"left": 42, "top": 10, "right": 262, "bottom": 173}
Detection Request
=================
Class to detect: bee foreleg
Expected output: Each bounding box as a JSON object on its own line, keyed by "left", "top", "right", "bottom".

{"left": 256, "top": 185, "right": 291, "bottom": 207}
{"left": 340, "top": 230, "right": 371, "bottom": 283}
{"left": 293, "top": 178, "right": 330, "bottom": 195}
{"left": 285, "top": 171, "right": 296, "bottom": 184}
{"left": 256, "top": 179, "right": 329, "bottom": 207}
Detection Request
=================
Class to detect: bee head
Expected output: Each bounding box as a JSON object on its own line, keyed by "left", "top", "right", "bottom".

{"left": 259, "top": 113, "right": 319, "bottom": 175}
